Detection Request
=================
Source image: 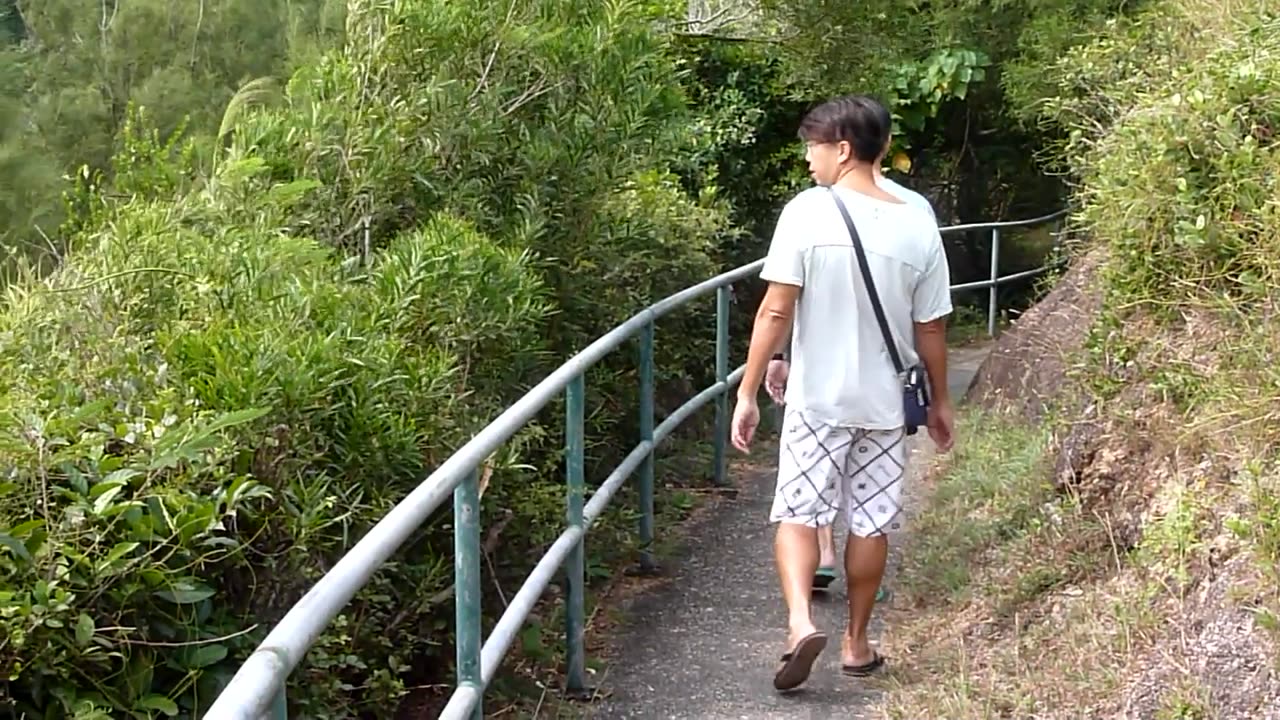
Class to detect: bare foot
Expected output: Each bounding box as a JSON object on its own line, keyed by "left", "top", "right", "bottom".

{"left": 787, "top": 621, "right": 821, "bottom": 652}
{"left": 841, "top": 632, "right": 876, "bottom": 667}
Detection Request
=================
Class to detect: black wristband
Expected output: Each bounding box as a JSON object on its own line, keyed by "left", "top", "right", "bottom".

{"left": 772, "top": 352, "right": 787, "bottom": 362}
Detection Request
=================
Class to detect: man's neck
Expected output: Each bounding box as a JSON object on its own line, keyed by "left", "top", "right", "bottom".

{"left": 830, "top": 162, "right": 903, "bottom": 205}
{"left": 832, "top": 163, "right": 878, "bottom": 192}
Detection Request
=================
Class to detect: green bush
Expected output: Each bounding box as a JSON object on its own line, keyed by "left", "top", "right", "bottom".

{"left": 1026, "top": 1, "right": 1280, "bottom": 327}
{"left": 0, "top": 150, "right": 548, "bottom": 715}
{"left": 224, "top": 0, "right": 733, "bottom": 464}
{"left": 0, "top": 1, "right": 733, "bottom": 717}
{"left": 0, "top": 0, "right": 346, "bottom": 267}
{"left": 1057, "top": 16, "right": 1280, "bottom": 309}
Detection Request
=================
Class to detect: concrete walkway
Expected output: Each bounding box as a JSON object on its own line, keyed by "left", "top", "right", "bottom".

{"left": 583, "top": 342, "right": 992, "bottom": 720}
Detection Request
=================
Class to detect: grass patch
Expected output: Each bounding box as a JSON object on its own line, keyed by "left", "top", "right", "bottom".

{"left": 946, "top": 304, "right": 997, "bottom": 346}
{"left": 881, "top": 406, "right": 1158, "bottom": 719}
{"left": 1155, "top": 678, "right": 1214, "bottom": 720}
{"left": 898, "top": 407, "right": 1054, "bottom": 604}
{"left": 1226, "top": 462, "right": 1280, "bottom": 653}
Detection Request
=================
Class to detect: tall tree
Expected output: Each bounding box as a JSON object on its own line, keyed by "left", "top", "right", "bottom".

{"left": 0, "top": 0, "right": 344, "bottom": 271}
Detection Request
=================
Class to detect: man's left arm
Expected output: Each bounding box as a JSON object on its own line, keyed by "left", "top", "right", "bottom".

{"left": 914, "top": 317, "right": 950, "bottom": 405}
{"left": 912, "top": 230, "right": 956, "bottom": 450}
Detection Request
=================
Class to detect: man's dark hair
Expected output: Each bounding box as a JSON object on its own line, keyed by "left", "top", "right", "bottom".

{"left": 797, "top": 95, "right": 891, "bottom": 163}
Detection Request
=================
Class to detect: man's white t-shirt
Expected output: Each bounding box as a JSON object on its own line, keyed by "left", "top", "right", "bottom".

{"left": 761, "top": 184, "right": 952, "bottom": 430}
{"left": 878, "top": 176, "right": 935, "bottom": 221}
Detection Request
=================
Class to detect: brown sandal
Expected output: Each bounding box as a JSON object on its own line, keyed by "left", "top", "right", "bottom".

{"left": 773, "top": 631, "right": 827, "bottom": 691}
{"left": 841, "top": 651, "right": 886, "bottom": 677}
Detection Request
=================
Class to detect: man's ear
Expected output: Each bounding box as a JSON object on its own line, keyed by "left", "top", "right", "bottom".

{"left": 837, "top": 140, "right": 853, "bottom": 164}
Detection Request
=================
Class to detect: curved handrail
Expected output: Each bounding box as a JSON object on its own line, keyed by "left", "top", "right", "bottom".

{"left": 941, "top": 207, "right": 1070, "bottom": 233}
{"left": 203, "top": 207, "right": 1068, "bottom": 720}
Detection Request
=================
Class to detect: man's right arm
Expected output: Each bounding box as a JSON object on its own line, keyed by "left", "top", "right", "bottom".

{"left": 914, "top": 318, "right": 949, "bottom": 406}
{"left": 763, "top": 198, "right": 802, "bottom": 365}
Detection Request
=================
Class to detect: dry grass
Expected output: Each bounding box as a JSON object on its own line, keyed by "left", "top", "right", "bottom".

{"left": 868, "top": 377, "right": 1280, "bottom": 719}
{"left": 871, "top": 405, "right": 1159, "bottom": 719}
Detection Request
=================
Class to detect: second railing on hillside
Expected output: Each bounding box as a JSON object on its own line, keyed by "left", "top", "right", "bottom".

{"left": 201, "top": 206, "right": 1069, "bottom": 720}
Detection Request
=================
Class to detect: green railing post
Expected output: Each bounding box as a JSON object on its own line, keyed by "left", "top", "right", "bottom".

{"left": 637, "top": 321, "right": 656, "bottom": 572}
{"left": 564, "top": 375, "right": 588, "bottom": 694}
{"left": 270, "top": 687, "right": 287, "bottom": 720}
{"left": 454, "top": 469, "right": 483, "bottom": 720}
{"left": 988, "top": 227, "right": 1001, "bottom": 337}
{"left": 713, "top": 285, "right": 730, "bottom": 486}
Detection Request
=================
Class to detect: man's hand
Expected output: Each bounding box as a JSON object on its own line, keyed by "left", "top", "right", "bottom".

{"left": 731, "top": 395, "right": 761, "bottom": 453}
{"left": 765, "top": 359, "right": 789, "bottom": 404}
{"left": 734, "top": 281, "right": 799, "bottom": 452}
{"left": 927, "top": 399, "right": 955, "bottom": 452}
{"left": 914, "top": 316, "right": 953, "bottom": 452}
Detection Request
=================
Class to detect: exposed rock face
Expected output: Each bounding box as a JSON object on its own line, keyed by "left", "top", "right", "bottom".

{"left": 1114, "top": 552, "right": 1280, "bottom": 720}
{"left": 967, "top": 247, "right": 1106, "bottom": 421}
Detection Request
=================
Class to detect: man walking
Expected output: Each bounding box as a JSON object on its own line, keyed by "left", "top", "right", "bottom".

{"left": 730, "top": 94, "right": 955, "bottom": 692}
{"left": 765, "top": 139, "right": 939, "bottom": 594}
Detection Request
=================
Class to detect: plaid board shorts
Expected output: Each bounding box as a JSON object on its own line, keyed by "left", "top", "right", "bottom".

{"left": 769, "top": 407, "right": 908, "bottom": 537}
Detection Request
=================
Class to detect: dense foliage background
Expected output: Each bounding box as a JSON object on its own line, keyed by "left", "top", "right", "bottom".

{"left": 19, "top": 0, "right": 1267, "bottom": 717}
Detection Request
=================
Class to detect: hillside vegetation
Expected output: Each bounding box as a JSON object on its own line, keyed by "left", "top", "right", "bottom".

{"left": 0, "top": 2, "right": 735, "bottom": 716}
{"left": 881, "top": 1, "right": 1280, "bottom": 717}
{"left": 0, "top": 0, "right": 343, "bottom": 279}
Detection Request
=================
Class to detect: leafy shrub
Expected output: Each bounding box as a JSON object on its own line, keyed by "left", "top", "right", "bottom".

{"left": 0, "top": 149, "right": 548, "bottom": 716}
{"left": 0, "top": 0, "right": 734, "bottom": 717}
{"left": 0, "top": 0, "right": 345, "bottom": 265}
{"left": 225, "top": 0, "right": 733, "bottom": 465}
{"left": 1024, "top": 0, "right": 1280, "bottom": 333}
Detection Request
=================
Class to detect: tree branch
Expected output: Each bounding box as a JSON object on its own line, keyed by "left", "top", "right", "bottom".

{"left": 502, "top": 77, "right": 561, "bottom": 116}
{"left": 469, "top": 0, "right": 520, "bottom": 104}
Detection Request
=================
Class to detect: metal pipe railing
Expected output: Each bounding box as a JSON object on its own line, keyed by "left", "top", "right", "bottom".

{"left": 202, "top": 206, "right": 1068, "bottom": 720}
{"left": 941, "top": 206, "right": 1070, "bottom": 336}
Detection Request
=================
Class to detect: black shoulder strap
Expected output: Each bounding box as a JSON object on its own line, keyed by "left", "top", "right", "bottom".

{"left": 827, "top": 187, "right": 905, "bottom": 375}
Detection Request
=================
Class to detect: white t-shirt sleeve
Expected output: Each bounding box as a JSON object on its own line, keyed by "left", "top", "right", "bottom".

{"left": 921, "top": 199, "right": 937, "bottom": 224}
{"left": 760, "top": 199, "right": 805, "bottom": 287}
{"left": 912, "top": 228, "right": 953, "bottom": 323}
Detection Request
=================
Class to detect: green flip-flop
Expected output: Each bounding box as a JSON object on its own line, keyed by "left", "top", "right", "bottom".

{"left": 813, "top": 568, "right": 890, "bottom": 602}
{"left": 812, "top": 566, "right": 838, "bottom": 590}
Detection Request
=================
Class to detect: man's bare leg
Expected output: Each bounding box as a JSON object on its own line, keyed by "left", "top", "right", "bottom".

{"left": 842, "top": 533, "right": 889, "bottom": 667}
{"left": 772, "top": 521, "right": 829, "bottom": 690}
{"left": 817, "top": 523, "right": 838, "bottom": 568}
{"left": 818, "top": 523, "right": 886, "bottom": 602}
{"left": 777, "top": 522, "right": 822, "bottom": 643}
{"left": 812, "top": 522, "right": 839, "bottom": 589}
